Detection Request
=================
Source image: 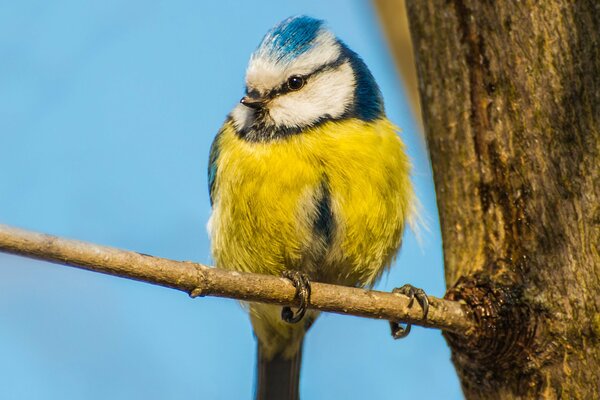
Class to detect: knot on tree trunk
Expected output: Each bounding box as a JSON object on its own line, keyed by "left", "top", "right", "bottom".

{"left": 443, "top": 270, "right": 542, "bottom": 395}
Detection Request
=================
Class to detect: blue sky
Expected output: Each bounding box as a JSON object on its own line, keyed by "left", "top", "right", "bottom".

{"left": 0, "top": 1, "right": 462, "bottom": 399}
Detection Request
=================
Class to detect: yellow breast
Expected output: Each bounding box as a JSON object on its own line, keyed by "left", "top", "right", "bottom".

{"left": 209, "top": 117, "right": 413, "bottom": 287}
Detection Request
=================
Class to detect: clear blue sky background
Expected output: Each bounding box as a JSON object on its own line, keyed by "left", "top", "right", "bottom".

{"left": 0, "top": 1, "right": 462, "bottom": 399}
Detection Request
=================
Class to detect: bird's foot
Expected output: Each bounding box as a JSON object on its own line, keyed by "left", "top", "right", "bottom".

{"left": 389, "top": 284, "right": 429, "bottom": 339}
{"left": 281, "top": 270, "right": 311, "bottom": 324}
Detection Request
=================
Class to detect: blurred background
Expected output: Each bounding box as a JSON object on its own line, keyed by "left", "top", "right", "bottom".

{"left": 0, "top": 1, "right": 462, "bottom": 399}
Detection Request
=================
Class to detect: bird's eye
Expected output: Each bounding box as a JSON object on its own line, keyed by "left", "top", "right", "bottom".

{"left": 287, "top": 76, "right": 305, "bottom": 91}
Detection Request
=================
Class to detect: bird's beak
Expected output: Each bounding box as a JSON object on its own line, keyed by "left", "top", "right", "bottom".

{"left": 240, "top": 96, "right": 266, "bottom": 110}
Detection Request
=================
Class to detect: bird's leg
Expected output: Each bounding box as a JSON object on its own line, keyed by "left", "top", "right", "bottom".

{"left": 281, "top": 270, "right": 311, "bottom": 324}
{"left": 389, "top": 284, "right": 429, "bottom": 339}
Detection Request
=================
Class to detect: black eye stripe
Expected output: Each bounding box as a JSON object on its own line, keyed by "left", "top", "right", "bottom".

{"left": 260, "top": 55, "right": 347, "bottom": 98}
{"left": 246, "top": 88, "right": 261, "bottom": 98}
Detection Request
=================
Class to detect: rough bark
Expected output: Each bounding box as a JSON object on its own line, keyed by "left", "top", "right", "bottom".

{"left": 403, "top": 0, "right": 600, "bottom": 398}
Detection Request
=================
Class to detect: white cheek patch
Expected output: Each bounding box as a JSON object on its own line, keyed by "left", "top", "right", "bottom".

{"left": 268, "top": 61, "right": 355, "bottom": 128}
{"left": 230, "top": 103, "right": 253, "bottom": 131}
{"left": 246, "top": 29, "right": 341, "bottom": 95}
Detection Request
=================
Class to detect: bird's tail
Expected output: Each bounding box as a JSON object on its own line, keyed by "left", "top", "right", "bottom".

{"left": 255, "top": 341, "right": 303, "bottom": 400}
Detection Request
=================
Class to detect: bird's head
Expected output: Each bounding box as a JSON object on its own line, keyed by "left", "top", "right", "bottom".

{"left": 230, "top": 16, "right": 384, "bottom": 141}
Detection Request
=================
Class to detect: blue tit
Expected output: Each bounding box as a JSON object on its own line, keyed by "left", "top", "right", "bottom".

{"left": 208, "top": 15, "right": 416, "bottom": 400}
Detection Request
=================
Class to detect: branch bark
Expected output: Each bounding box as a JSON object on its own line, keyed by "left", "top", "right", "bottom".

{"left": 0, "top": 223, "right": 473, "bottom": 334}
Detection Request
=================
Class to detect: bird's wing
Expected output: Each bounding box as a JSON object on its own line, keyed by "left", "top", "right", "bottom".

{"left": 207, "top": 127, "right": 223, "bottom": 207}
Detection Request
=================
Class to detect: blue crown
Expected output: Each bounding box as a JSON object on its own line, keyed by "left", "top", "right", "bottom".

{"left": 252, "top": 15, "right": 384, "bottom": 122}
{"left": 255, "top": 16, "right": 325, "bottom": 63}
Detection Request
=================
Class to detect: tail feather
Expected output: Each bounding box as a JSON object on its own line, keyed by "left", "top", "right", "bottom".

{"left": 256, "top": 341, "right": 303, "bottom": 400}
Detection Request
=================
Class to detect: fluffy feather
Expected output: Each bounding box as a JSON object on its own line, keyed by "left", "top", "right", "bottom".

{"left": 234, "top": 16, "right": 383, "bottom": 138}
{"left": 209, "top": 117, "right": 413, "bottom": 286}
{"left": 207, "top": 15, "right": 414, "bottom": 400}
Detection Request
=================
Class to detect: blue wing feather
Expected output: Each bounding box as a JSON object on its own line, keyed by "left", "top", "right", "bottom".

{"left": 208, "top": 128, "right": 222, "bottom": 206}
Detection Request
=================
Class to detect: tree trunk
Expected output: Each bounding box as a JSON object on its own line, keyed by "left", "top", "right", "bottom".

{"left": 404, "top": 0, "right": 600, "bottom": 398}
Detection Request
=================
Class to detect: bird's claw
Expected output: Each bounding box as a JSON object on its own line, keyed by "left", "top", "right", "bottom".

{"left": 389, "top": 284, "right": 429, "bottom": 339}
{"left": 281, "top": 270, "right": 311, "bottom": 324}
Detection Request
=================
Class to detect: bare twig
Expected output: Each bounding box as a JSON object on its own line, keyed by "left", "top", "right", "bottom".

{"left": 0, "top": 223, "right": 474, "bottom": 334}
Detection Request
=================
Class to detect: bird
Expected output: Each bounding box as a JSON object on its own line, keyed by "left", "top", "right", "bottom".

{"left": 207, "top": 15, "right": 426, "bottom": 400}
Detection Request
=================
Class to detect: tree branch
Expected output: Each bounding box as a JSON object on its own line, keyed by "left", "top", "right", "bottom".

{"left": 0, "top": 223, "right": 474, "bottom": 334}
